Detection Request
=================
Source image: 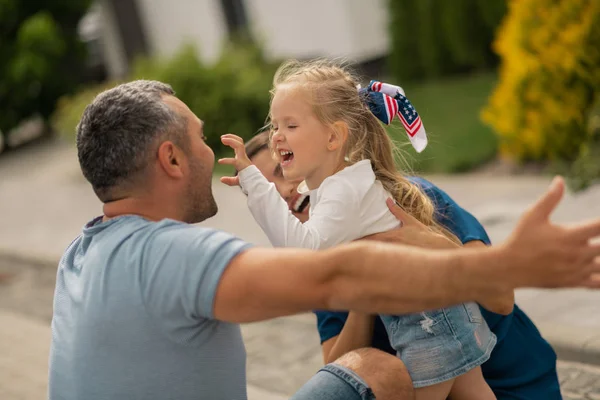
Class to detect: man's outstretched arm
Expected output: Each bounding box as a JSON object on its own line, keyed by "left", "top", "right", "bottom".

{"left": 213, "top": 177, "right": 600, "bottom": 323}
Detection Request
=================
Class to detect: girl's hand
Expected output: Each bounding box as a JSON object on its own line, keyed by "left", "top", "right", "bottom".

{"left": 219, "top": 134, "right": 252, "bottom": 186}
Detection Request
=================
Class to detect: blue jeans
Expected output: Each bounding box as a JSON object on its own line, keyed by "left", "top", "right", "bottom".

{"left": 291, "top": 363, "right": 376, "bottom": 400}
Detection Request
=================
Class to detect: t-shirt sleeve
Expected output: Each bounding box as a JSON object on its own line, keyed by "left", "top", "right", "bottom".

{"left": 313, "top": 310, "right": 349, "bottom": 343}
{"left": 141, "top": 223, "right": 253, "bottom": 321}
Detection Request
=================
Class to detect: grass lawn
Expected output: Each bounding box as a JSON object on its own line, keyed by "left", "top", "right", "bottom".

{"left": 386, "top": 72, "right": 499, "bottom": 174}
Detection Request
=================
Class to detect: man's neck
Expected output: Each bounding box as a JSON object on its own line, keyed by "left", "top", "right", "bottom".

{"left": 102, "top": 196, "right": 182, "bottom": 223}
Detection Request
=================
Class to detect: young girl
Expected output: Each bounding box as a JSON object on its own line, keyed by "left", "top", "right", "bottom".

{"left": 220, "top": 59, "right": 497, "bottom": 399}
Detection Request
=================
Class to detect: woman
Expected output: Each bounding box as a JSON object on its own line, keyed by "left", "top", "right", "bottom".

{"left": 243, "top": 131, "right": 562, "bottom": 399}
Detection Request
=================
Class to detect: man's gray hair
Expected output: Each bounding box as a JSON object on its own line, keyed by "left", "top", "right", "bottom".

{"left": 76, "top": 80, "right": 188, "bottom": 201}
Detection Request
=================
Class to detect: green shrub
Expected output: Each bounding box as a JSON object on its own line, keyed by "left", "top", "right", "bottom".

{"left": 388, "top": 0, "right": 506, "bottom": 82}
{"left": 52, "top": 81, "right": 117, "bottom": 139}
{"left": 0, "top": 1, "right": 91, "bottom": 134}
{"left": 53, "top": 41, "right": 277, "bottom": 157}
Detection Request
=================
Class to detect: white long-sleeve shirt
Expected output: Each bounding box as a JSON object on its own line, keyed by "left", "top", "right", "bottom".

{"left": 238, "top": 159, "right": 400, "bottom": 250}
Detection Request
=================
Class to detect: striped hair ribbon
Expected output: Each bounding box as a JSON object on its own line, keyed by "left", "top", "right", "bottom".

{"left": 359, "top": 80, "right": 428, "bottom": 153}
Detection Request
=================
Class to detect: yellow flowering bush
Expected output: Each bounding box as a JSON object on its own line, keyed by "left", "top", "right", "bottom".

{"left": 482, "top": 0, "right": 600, "bottom": 164}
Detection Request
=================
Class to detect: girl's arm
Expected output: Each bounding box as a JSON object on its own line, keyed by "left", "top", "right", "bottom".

{"left": 239, "top": 167, "right": 361, "bottom": 249}
{"left": 239, "top": 165, "right": 324, "bottom": 248}
{"left": 219, "top": 134, "right": 362, "bottom": 249}
{"left": 321, "top": 311, "right": 376, "bottom": 364}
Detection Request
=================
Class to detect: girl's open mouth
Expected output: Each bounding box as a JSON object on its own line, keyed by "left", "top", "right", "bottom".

{"left": 280, "top": 150, "right": 294, "bottom": 167}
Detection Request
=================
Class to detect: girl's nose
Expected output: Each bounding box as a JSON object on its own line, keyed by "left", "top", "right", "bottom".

{"left": 271, "top": 130, "right": 284, "bottom": 145}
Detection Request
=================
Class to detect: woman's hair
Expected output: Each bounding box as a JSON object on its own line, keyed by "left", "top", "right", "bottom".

{"left": 270, "top": 59, "right": 460, "bottom": 244}
{"left": 245, "top": 130, "right": 271, "bottom": 160}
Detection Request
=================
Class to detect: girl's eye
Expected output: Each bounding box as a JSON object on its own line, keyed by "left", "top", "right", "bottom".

{"left": 288, "top": 125, "right": 297, "bottom": 129}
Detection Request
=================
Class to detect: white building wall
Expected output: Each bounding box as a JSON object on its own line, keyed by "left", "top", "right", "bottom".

{"left": 98, "top": 0, "right": 390, "bottom": 79}
{"left": 136, "top": 0, "right": 228, "bottom": 64}
{"left": 245, "top": 0, "right": 389, "bottom": 62}
{"left": 97, "top": 0, "right": 129, "bottom": 79}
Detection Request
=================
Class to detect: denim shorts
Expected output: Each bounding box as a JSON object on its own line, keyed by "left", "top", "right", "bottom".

{"left": 381, "top": 302, "right": 496, "bottom": 388}
{"left": 290, "top": 363, "right": 375, "bottom": 400}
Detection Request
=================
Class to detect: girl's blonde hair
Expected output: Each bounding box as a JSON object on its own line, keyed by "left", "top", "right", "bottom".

{"left": 270, "top": 59, "right": 460, "bottom": 244}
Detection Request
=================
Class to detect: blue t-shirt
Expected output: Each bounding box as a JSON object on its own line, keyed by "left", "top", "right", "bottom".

{"left": 314, "top": 177, "right": 561, "bottom": 399}
{"left": 49, "top": 216, "right": 253, "bottom": 400}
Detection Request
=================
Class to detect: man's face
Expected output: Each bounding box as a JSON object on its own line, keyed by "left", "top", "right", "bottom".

{"left": 250, "top": 148, "right": 310, "bottom": 223}
{"left": 164, "top": 96, "right": 218, "bottom": 223}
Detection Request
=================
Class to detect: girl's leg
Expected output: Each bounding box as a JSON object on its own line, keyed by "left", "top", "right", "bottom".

{"left": 414, "top": 379, "right": 454, "bottom": 400}
{"left": 448, "top": 367, "right": 496, "bottom": 400}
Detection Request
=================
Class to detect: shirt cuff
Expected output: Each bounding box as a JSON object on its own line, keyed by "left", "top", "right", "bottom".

{"left": 238, "top": 165, "right": 261, "bottom": 195}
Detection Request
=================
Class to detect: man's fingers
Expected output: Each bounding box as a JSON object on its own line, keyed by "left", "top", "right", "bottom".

{"left": 570, "top": 218, "right": 600, "bottom": 243}
{"left": 580, "top": 273, "right": 600, "bottom": 289}
{"left": 220, "top": 176, "right": 240, "bottom": 186}
{"left": 526, "top": 176, "right": 565, "bottom": 222}
{"left": 583, "top": 242, "right": 600, "bottom": 262}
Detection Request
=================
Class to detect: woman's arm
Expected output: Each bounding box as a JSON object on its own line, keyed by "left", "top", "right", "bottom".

{"left": 321, "top": 312, "right": 375, "bottom": 364}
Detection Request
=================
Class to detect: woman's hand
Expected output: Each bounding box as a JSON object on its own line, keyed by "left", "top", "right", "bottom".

{"left": 219, "top": 134, "right": 252, "bottom": 186}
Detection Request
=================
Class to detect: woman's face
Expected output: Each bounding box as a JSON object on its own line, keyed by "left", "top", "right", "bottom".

{"left": 250, "top": 148, "right": 310, "bottom": 223}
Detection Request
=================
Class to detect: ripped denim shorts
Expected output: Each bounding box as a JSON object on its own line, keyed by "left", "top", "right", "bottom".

{"left": 380, "top": 302, "right": 496, "bottom": 388}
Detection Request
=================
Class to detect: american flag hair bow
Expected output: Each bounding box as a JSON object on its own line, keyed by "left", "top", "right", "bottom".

{"left": 359, "top": 80, "right": 428, "bottom": 153}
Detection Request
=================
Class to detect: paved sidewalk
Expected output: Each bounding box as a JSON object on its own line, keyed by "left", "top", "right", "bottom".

{"left": 559, "top": 361, "right": 600, "bottom": 400}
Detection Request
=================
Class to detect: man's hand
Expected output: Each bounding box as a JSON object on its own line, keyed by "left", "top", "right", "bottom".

{"left": 362, "top": 198, "right": 460, "bottom": 250}
{"left": 501, "top": 176, "right": 600, "bottom": 289}
{"left": 219, "top": 134, "right": 252, "bottom": 186}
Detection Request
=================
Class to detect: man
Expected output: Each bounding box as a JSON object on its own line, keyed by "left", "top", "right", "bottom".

{"left": 49, "top": 80, "right": 600, "bottom": 400}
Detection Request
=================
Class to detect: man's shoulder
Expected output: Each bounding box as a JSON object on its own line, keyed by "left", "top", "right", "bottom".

{"left": 110, "top": 216, "right": 235, "bottom": 239}
{"left": 77, "top": 216, "right": 250, "bottom": 256}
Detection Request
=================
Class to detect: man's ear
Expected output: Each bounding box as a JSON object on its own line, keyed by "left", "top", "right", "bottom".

{"left": 328, "top": 121, "right": 349, "bottom": 151}
{"left": 157, "top": 141, "right": 185, "bottom": 179}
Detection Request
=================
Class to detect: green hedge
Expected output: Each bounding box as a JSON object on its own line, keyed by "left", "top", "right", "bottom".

{"left": 388, "top": 0, "right": 506, "bottom": 82}
{"left": 53, "top": 41, "right": 277, "bottom": 156}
